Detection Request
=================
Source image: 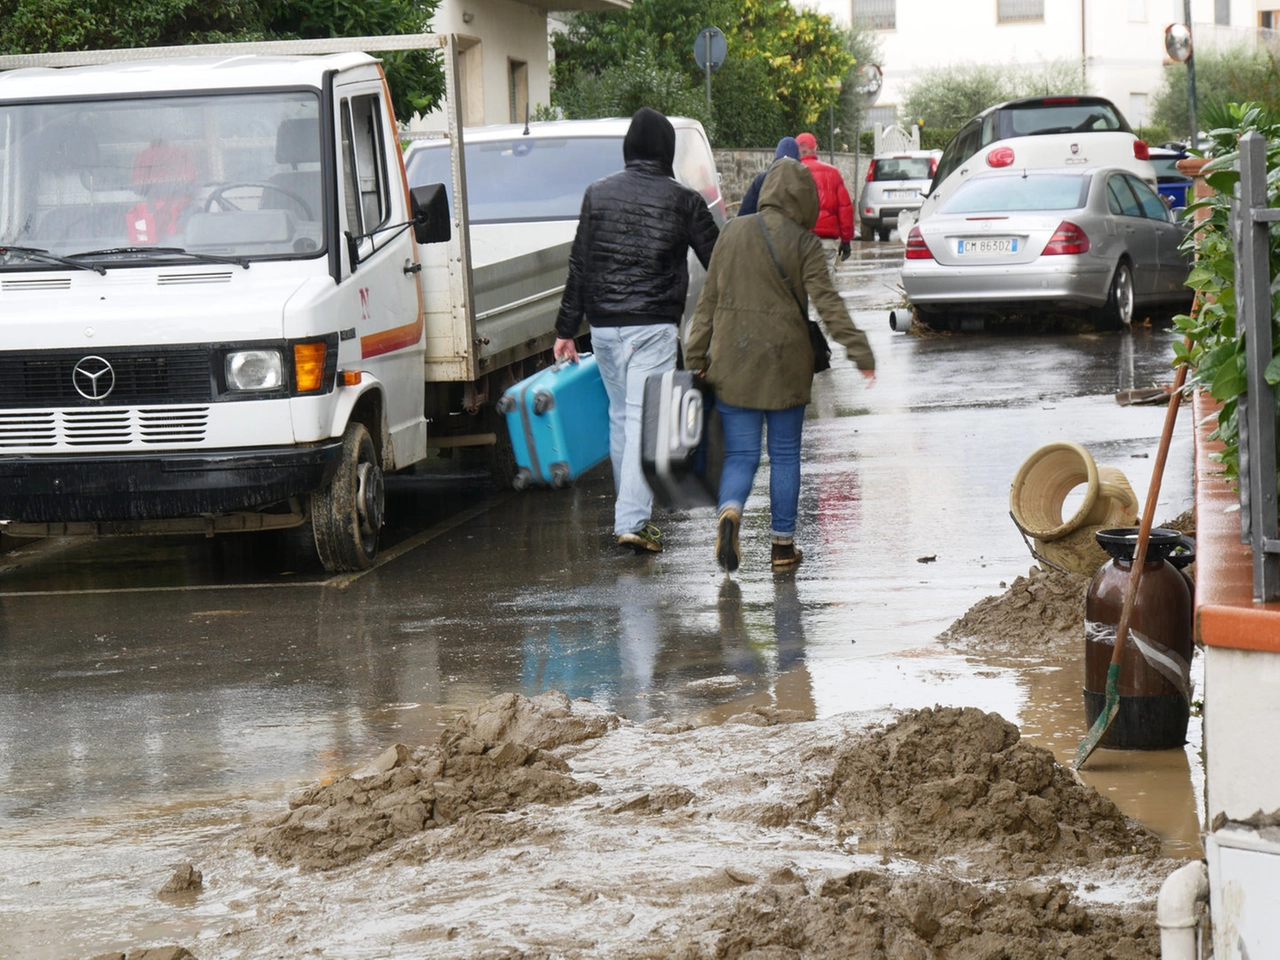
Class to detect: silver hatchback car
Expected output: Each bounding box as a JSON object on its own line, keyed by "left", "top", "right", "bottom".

{"left": 901, "top": 166, "right": 1193, "bottom": 328}
{"left": 858, "top": 150, "right": 938, "bottom": 242}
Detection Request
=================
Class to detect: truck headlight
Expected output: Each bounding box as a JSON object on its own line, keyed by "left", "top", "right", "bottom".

{"left": 226, "top": 349, "right": 284, "bottom": 391}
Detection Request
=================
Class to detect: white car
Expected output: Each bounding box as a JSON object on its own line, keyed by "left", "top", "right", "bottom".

{"left": 919, "top": 96, "right": 1157, "bottom": 222}
{"left": 858, "top": 149, "right": 940, "bottom": 242}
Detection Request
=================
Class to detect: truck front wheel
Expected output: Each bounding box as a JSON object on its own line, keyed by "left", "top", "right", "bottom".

{"left": 312, "top": 422, "right": 384, "bottom": 572}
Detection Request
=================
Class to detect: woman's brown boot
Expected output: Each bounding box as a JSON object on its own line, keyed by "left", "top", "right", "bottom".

{"left": 716, "top": 507, "right": 741, "bottom": 572}
{"left": 771, "top": 539, "right": 803, "bottom": 570}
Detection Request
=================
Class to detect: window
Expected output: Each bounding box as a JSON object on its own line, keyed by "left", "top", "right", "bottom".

{"left": 508, "top": 59, "right": 528, "bottom": 124}
{"left": 852, "top": 0, "right": 895, "bottom": 29}
{"left": 1128, "top": 93, "right": 1149, "bottom": 128}
{"left": 1107, "top": 175, "right": 1143, "bottom": 217}
{"left": 1215, "top": 0, "right": 1229, "bottom": 25}
{"left": 340, "top": 95, "right": 389, "bottom": 238}
{"left": 456, "top": 39, "right": 485, "bottom": 127}
{"left": 998, "top": 0, "right": 1044, "bottom": 23}
{"left": 939, "top": 174, "right": 1088, "bottom": 214}
{"left": 1127, "top": 175, "right": 1169, "bottom": 219}
{"left": 864, "top": 106, "right": 896, "bottom": 131}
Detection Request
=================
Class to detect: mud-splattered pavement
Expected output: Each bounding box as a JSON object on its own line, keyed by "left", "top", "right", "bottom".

{"left": 141, "top": 690, "right": 1171, "bottom": 959}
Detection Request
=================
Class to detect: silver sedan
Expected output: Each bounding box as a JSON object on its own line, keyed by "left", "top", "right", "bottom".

{"left": 901, "top": 166, "right": 1193, "bottom": 327}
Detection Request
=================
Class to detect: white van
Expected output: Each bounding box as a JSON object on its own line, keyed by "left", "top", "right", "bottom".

{"left": 402, "top": 117, "right": 727, "bottom": 321}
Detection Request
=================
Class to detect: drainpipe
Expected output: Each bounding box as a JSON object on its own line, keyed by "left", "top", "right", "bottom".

{"left": 1080, "top": 0, "right": 1087, "bottom": 88}
{"left": 1156, "top": 860, "right": 1208, "bottom": 959}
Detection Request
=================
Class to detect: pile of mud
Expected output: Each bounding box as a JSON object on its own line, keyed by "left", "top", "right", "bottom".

{"left": 939, "top": 565, "right": 1089, "bottom": 655}
{"left": 940, "top": 510, "right": 1195, "bottom": 656}
{"left": 703, "top": 870, "right": 1158, "bottom": 960}
{"left": 675, "top": 707, "right": 1166, "bottom": 959}
{"left": 248, "top": 691, "right": 616, "bottom": 870}
{"left": 236, "top": 693, "right": 1170, "bottom": 959}
{"left": 829, "top": 706, "right": 1162, "bottom": 876}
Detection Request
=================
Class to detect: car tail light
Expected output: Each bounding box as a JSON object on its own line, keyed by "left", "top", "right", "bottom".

{"left": 1133, "top": 139, "right": 1150, "bottom": 160}
{"left": 1042, "top": 220, "right": 1090, "bottom": 256}
{"left": 905, "top": 227, "right": 934, "bottom": 260}
{"left": 1040, "top": 97, "right": 1081, "bottom": 105}
{"left": 865, "top": 160, "right": 876, "bottom": 181}
{"left": 929, "top": 157, "right": 938, "bottom": 177}
{"left": 986, "top": 146, "right": 1015, "bottom": 167}
{"left": 864, "top": 207, "right": 873, "bottom": 215}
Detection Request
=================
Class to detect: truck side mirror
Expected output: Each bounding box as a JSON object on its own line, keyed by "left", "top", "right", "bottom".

{"left": 410, "top": 183, "right": 451, "bottom": 244}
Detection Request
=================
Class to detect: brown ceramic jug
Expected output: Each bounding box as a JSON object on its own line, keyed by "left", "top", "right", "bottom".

{"left": 1084, "top": 527, "right": 1194, "bottom": 749}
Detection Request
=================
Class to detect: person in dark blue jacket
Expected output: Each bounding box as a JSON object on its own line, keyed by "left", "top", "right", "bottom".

{"left": 736, "top": 137, "right": 800, "bottom": 217}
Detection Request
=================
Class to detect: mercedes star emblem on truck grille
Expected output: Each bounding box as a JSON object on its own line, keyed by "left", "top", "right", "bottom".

{"left": 73, "top": 356, "right": 116, "bottom": 400}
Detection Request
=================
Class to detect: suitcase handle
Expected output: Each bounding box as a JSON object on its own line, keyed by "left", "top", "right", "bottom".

{"left": 552, "top": 351, "right": 592, "bottom": 373}
{"left": 677, "top": 389, "right": 703, "bottom": 450}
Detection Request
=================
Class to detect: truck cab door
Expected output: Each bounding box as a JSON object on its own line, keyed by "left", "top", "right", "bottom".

{"left": 333, "top": 80, "right": 427, "bottom": 468}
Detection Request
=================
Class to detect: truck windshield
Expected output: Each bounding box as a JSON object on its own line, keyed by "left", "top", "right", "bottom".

{"left": 404, "top": 136, "right": 625, "bottom": 223}
{"left": 0, "top": 91, "right": 323, "bottom": 266}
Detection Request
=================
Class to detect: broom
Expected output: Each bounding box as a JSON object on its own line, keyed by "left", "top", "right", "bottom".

{"left": 1074, "top": 353, "right": 1190, "bottom": 771}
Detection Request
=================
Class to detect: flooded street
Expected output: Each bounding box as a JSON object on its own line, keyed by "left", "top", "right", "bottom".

{"left": 0, "top": 241, "right": 1200, "bottom": 959}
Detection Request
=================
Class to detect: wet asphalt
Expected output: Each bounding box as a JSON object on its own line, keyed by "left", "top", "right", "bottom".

{"left": 0, "top": 238, "right": 1202, "bottom": 955}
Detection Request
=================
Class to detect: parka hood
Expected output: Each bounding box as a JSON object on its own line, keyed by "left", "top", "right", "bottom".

{"left": 623, "top": 107, "right": 676, "bottom": 177}
{"left": 758, "top": 157, "right": 818, "bottom": 230}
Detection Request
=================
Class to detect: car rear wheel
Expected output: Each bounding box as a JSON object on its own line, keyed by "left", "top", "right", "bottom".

{"left": 1098, "top": 262, "right": 1135, "bottom": 328}
{"left": 878, "top": 227, "right": 891, "bottom": 242}
{"left": 859, "top": 223, "right": 873, "bottom": 242}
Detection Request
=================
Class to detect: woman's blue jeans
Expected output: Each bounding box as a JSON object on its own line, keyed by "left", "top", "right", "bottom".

{"left": 715, "top": 399, "right": 805, "bottom": 539}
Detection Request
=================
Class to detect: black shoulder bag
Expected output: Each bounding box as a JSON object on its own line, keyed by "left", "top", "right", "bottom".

{"left": 756, "top": 216, "right": 832, "bottom": 374}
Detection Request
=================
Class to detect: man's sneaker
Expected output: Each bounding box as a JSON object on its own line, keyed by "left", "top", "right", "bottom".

{"left": 771, "top": 541, "right": 803, "bottom": 570}
{"left": 618, "top": 522, "right": 663, "bottom": 553}
{"left": 715, "top": 508, "right": 741, "bottom": 572}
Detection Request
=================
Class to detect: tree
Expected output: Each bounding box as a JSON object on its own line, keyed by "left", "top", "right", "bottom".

{"left": 899, "top": 60, "right": 1087, "bottom": 130}
{"left": 0, "top": 0, "right": 445, "bottom": 124}
{"left": 1151, "top": 46, "right": 1280, "bottom": 140}
{"left": 551, "top": 0, "right": 868, "bottom": 148}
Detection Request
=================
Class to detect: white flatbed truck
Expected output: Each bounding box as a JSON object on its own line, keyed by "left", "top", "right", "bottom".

{"left": 0, "top": 35, "right": 571, "bottom": 571}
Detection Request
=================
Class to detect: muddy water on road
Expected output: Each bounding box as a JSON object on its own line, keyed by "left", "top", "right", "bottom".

{"left": 0, "top": 243, "right": 1203, "bottom": 956}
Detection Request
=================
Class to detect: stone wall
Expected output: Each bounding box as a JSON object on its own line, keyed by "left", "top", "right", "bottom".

{"left": 713, "top": 148, "right": 870, "bottom": 216}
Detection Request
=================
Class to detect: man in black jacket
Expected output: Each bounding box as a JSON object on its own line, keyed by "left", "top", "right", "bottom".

{"left": 554, "top": 107, "right": 719, "bottom": 553}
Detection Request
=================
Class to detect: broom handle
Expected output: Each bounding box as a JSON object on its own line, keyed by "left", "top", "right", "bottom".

{"left": 1110, "top": 357, "right": 1190, "bottom": 667}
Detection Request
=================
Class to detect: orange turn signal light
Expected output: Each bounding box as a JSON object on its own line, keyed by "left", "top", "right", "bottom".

{"left": 341, "top": 370, "right": 363, "bottom": 386}
{"left": 294, "top": 342, "right": 326, "bottom": 392}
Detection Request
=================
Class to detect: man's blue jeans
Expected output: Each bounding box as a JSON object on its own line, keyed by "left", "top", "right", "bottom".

{"left": 716, "top": 399, "right": 806, "bottom": 539}
{"left": 591, "top": 323, "right": 678, "bottom": 536}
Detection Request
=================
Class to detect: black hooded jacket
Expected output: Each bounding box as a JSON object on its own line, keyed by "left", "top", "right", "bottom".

{"left": 555, "top": 108, "right": 720, "bottom": 338}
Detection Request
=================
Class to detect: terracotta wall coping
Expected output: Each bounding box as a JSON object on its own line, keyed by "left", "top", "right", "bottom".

{"left": 1194, "top": 390, "right": 1280, "bottom": 652}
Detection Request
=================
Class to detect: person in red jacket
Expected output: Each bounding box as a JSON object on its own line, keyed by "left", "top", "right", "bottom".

{"left": 795, "top": 132, "right": 852, "bottom": 268}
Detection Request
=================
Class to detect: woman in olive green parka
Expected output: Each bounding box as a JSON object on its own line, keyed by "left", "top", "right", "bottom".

{"left": 684, "top": 157, "right": 875, "bottom": 573}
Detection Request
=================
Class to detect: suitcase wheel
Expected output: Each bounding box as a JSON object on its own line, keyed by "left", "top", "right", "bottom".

{"left": 495, "top": 394, "right": 516, "bottom": 415}
{"left": 550, "top": 462, "right": 570, "bottom": 488}
{"left": 533, "top": 391, "right": 555, "bottom": 415}
{"left": 513, "top": 469, "right": 532, "bottom": 491}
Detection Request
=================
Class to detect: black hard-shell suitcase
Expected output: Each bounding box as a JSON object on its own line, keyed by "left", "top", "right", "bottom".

{"left": 641, "top": 369, "right": 724, "bottom": 510}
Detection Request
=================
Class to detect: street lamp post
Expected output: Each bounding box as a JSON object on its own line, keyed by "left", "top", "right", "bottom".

{"left": 827, "top": 78, "right": 842, "bottom": 164}
{"left": 1184, "top": 0, "right": 1198, "bottom": 151}
{"left": 1165, "top": 14, "right": 1197, "bottom": 150}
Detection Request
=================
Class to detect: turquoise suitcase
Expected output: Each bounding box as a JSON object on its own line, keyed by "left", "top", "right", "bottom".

{"left": 495, "top": 355, "right": 610, "bottom": 489}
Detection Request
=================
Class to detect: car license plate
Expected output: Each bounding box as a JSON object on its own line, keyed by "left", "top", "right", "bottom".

{"left": 957, "top": 238, "right": 1017, "bottom": 255}
{"left": 887, "top": 189, "right": 920, "bottom": 199}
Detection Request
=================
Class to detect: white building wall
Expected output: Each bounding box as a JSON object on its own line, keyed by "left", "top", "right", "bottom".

{"left": 803, "top": 0, "right": 1256, "bottom": 128}
{"left": 415, "top": 0, "right": 553, "bottom": 132}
